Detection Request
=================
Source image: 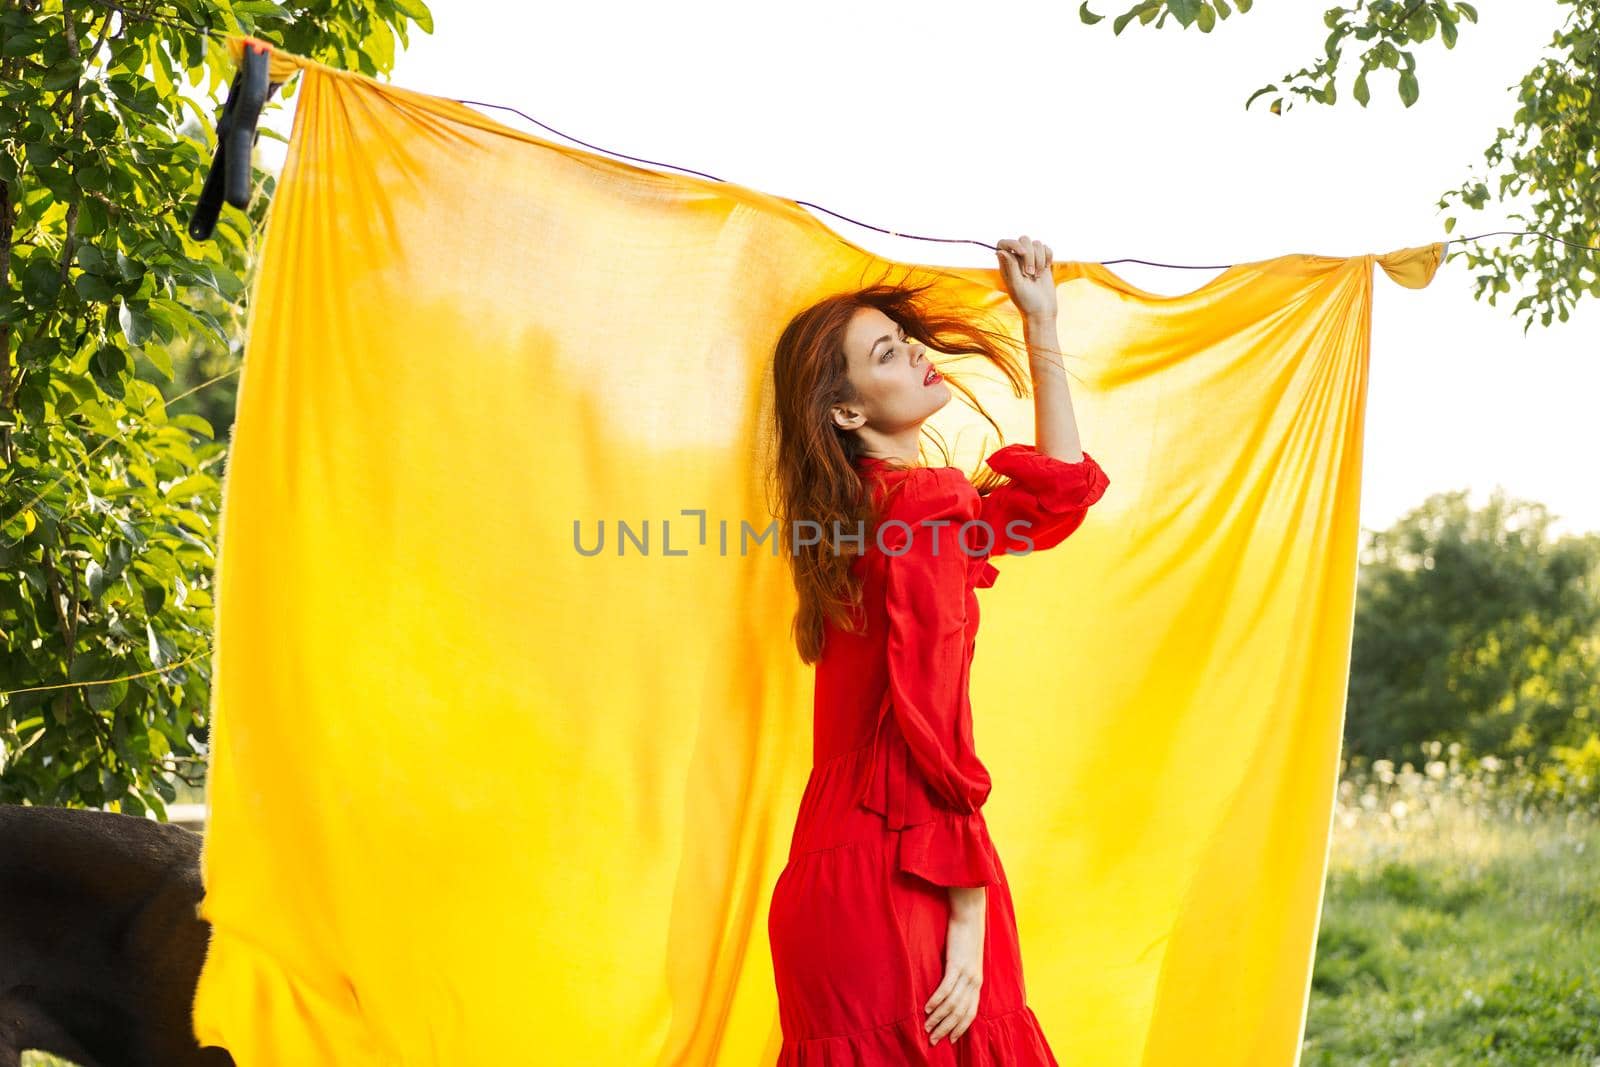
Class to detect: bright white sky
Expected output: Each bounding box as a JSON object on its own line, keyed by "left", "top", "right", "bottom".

{"left": 254, "top": 0, "right": 1599, "bottom": 538}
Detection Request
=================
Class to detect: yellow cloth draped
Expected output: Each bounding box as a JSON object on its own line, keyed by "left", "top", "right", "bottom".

{"left": 192, "top": 34, "right": 1444, "bottom": 1066}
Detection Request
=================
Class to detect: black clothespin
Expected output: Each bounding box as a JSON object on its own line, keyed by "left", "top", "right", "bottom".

{"left": 188, "top": 38, "right": 278, "bottom": 242}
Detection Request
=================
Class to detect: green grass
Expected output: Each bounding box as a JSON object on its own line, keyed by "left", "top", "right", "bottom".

{"left": 1303, "top": 752, "right": 1600, "bottom": 1065}
{"left": 23, "top": 754, "right": 1600, "bottom": 1066}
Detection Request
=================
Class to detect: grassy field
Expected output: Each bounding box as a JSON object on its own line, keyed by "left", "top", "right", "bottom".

{"left": 1303, "top": 750, "right": 1600, "bottom": 1065}
{"left": 23, "top": 753, "right": 1600, "bottom": 1066}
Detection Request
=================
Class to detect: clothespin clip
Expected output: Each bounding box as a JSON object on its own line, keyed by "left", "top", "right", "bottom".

{"left": 188, "top": 37, "right": 279, "bottom": 241}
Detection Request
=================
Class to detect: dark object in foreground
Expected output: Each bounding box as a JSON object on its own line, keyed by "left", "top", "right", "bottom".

{"left": 0, "top": 805, "right": 233, "bottom": 1067}
{"left": 188, "top": 35, "right": 280, "bottom": 243}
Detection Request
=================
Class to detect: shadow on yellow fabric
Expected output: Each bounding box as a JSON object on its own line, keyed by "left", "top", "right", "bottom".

{"left": 191, "top": 33, "right": 1445, "bottom": 1067}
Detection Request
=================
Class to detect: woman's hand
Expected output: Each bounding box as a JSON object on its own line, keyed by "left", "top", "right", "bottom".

{"left": 996, "top": 234, "right": 1058, "bottom": 322}
{"left": 925, "top": 888, "right": 986, "bottom": 1045}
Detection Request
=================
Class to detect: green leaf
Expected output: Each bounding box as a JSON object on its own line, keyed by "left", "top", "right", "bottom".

{"left": 162, "top": 474, "right": 213, "bottom": 500}
{"left": 1196, "top": 3, "right": 1216, "bottom": 32}
{"left": 1456, "top": 1, "right": 1477, "bottom": 23}
{"left": 25, "top": 140, "right": 60, "bottom": 168}
{"left": 1245, "top": 83, "right": 1277, "bottom": 109}
{"left": 119, "top": 297, "right": 152, "bottom": 346}
{"left": 92, "top": 344, "right": 127, "bottom": 380}
{"left": 171, "top": 413, "right": 216, "bottom": 439}
{"left": 142, "top": 299, "right": 184, "bottom": 344}
{"left": 74, "top": 272, "right": 120, "bottom": 303}
{"left": 82, "top": 108, "right": 118, "bottom": 141}
{"left": 1440, "top": 14, "right": 1457, "bottom": 48}
{"left": 141, "top": 580, "right": 167, "bottom": 616}
{"left": 1079, "top": 1, "right": 1105, "bottom": 24}
{"left": 106, "top": 539, "right": 132, "bottom": 580}
{"left": 150, "top": 50, "right": 172, "bottom": 99}
{"left": 79, "top": 196, "right": 107, "bottom": 237}
{"left": 1167, "top": 0, "right": 1202, "bottom": 27}
{"left": 1398, "top": 69, "right": 1419, "bottom": 107}
{"left": 208, "top": 263, "right": 246, "bottom": 300}
{"left": 113, "top": 251, "right": 144, "bottom": 283}
{"left": 18, "top": 375, "right": 46, "bottom": 425}
{"left": 2, "top": 506, "right": 37, "bottom": 539}
{"left": 391, "top": 0, "right": 434, "bottom": 33}
{"left": 1443, "top": 216, "right": 1456, "bottom": 234}
{"left": 22, "top": 259, "right": 62, "bottom": 306}
{"left": 77, "top": 163, "right": 113, "bottom": 193}
{"left": 1406, "top": 9, "right": 1436, "bottom": 43}
{"left": 86, "top": 558, "right": 108, "bottom": 600}
{"left": 87, "top": 675, "right": 128, "bottom": 712}
{"left": 74, "top": 246, "right": 109, "bottom": 279}
{"left": 1, "top": 31, "right": 44, "bottom": 56}
{"left": 142, "top": 342, "right": 174, "bottom": 381}
{"left": 1354, "top": 69, "right": 1370, "bottom": 106}
{"left": 42, "top": 60, "right": 80, "bottom": 92}
{"left": 231, "top": 1, "right": 291, "bottom": 16}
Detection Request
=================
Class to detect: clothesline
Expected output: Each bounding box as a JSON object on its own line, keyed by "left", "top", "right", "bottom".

{"left": 459, "top": 96, "right": 1598, "bottom": 268}
{"left": 77, "top": 0, "right": 1600, "bottom": 269}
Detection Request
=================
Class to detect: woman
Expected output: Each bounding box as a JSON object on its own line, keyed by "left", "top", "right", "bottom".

{"left": 765, "top": 235, "right": 1110, "bottom": 1064}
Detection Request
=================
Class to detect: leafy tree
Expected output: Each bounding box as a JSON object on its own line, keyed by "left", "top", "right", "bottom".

{"left": 1079, "top": 0, "right": 1600, "bottom": 331}
{"left": 1348, "top": 489, "right": 1600, "bottom": 765}
{"left": 0, "top": 0, "right": 432, "bottom": 813}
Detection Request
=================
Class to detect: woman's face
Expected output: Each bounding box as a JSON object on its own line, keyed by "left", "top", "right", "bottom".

{"left": 832, "top": 307, "right": 951, "bottom": 437}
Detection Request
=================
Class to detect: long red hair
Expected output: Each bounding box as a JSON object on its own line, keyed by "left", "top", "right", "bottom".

{"left": 770, "top": 276, "right": 1033, "bottom": 663}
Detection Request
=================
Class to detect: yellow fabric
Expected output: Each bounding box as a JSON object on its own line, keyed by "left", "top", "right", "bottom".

{"left": 194, "top": 35, "right": 1444, "bottom": 1066}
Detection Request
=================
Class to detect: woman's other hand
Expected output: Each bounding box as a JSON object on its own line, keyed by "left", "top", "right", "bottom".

{"left": 924, "top": 887, "right": 986, "bottom": 1045}
{"left": 997, "top": 235, "right": 1058, "bottom": 322}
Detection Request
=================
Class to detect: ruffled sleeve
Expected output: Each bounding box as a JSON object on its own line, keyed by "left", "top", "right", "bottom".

{"left": 979, "top": 444, "right": 1110, "bottom": 557}
{"left": 856, "top": 466, "right": 1001, "bottom": 888}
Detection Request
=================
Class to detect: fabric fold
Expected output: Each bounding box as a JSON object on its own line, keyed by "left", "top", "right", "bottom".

{"left": 896, "top": 808, "right": 1003, "bottom": 889}
{"left": 775, "top": 1003, "right": 1059, "bottom": 1066}
{"left": 190, "top": 921, "right": 385, "bottom": 1063}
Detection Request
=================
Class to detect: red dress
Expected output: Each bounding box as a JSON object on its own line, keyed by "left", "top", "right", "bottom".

{"left": 768, "top": 444, "right": 1111, "bottom": 1065}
